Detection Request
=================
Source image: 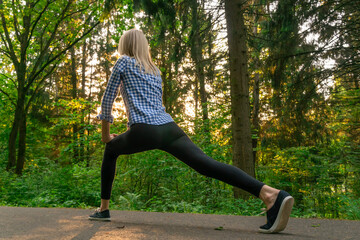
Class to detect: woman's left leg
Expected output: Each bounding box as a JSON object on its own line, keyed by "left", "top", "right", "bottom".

{"left": 158, "top": 122, "right": 293, "bottom": 233}
{"left": 158, "top": 122, "right": 265, "bottom": 197}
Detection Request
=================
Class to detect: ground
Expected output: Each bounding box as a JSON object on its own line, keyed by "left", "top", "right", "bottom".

{"left": 0, "top": 206, "right": 358, "bottom": 239}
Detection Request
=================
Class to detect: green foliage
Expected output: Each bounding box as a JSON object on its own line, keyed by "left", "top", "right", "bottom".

{"left": 0, "top": 158, "right": 101, "bottom": 208}
{"left": 48, "top": 98, "right": 102, "bottom": 164}
{"left": 1, "top": 128, "right": 359, "bottom": 220}
{"left": 0, "top": 152, "right": 266, "bottom": 216}
{"left": 257, "top": 139, "right": 360, "bottom": 219}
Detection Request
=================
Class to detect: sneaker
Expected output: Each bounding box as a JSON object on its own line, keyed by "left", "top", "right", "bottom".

{"left": 88, "top": 208, "right": 111, "bottom": 221}
{"left": 259, "top": 190, "right": 294, "bottom": 233}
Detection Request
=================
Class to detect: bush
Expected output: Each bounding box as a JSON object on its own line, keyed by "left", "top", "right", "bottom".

{"left": 257, "top": 139, "right": 359, "bottom": 219}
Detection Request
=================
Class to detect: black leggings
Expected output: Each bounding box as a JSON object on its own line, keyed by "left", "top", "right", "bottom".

{"left": 101, "top": 121, "right": 264, "bottom": 200}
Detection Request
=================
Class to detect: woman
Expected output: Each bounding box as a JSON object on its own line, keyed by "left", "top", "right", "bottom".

{"left": 89, "top": 28, "right": 294, "bottom": 234}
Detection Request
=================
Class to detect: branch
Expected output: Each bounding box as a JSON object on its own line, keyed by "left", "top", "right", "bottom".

{"left": 25, "top": 61, "right": 59, "bottom": 113}
{"left": 0, "top": 0, "right": 19, "bottom": 67}
{"left": 269, "top": 45, "right": 358, "bottom": 62}
{"left": 28, "top": 0, "right": 50, "bottom": 43}
{"left": 300, "top": 0, "right": 351, "bottom": 37}
{"left": 0, "top": 72, "right": 17, "bottom": 87}
{"left": 29, "top": 0, "right": 42, "bottom": 8}
{"left": 11, "top": 0, "right": 20, "bottom": 40}
{"left": 63, "top": 5, "right": 91, "bottom": 19}
{"left": 38, "top": 21, "right": 52, "bottom": 51}
{"left": 0, "top": 87, "right": 16, "bottom": 106}
{"left": 25, "top": 20, "right": 100, "bottom": 92}
{"left": 27, "top": 0, "right": 73, "bottom": 82}
{"left": 0, "top": 47, "right": 11, "bottom": 58}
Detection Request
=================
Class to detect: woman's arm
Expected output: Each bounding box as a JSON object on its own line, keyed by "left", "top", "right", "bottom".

{"left": 101, "top": 120, "right": 111, "bottom": 143}
{"left": 101, "top": 120, "right": 117, "bottom": 143}
{"left": 97, "top": 57, "right": 127, "bottom": 143}
{"left": 96, "top": 56, "right": 127, "bottom": 124}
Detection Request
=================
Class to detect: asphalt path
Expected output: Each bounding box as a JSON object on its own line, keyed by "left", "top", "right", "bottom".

{"left": 0, "top": 206, "right": 359, "bottom": 239}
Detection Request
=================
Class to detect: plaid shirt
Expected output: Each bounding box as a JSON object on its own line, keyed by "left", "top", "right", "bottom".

{"left": 97, "top": 55, "right": 174, "bottom": 128}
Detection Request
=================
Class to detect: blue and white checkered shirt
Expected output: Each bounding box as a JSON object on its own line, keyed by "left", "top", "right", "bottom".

{"left": 96, "top": 55, "right": 174, "bottom": 128}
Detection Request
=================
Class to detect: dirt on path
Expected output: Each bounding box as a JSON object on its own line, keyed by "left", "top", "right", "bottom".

{"left": 0, "top": 206, "right": 358, "bottom": 240}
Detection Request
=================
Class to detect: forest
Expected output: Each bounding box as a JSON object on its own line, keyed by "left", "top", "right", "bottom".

{"left": 0, "top": 0, "right": 359, "bottom": 220}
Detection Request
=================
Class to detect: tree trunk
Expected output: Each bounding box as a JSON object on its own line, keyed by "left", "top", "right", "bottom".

{"left": 16, "top": 111, "right": 27, "bottom": 175}
{"left": 190, "top": 0, "right": 209, "bottom": 139}
{"left": 206, "top": 16, "right": 215, "bottom": 93}
{"left": 5, "top": 4, "right": 29, "bottom": 173}
{"left": 354, "top": 75, "right": 359, "bottom": 89}
{"left": 105, "top": 21, "right": 111, "bottom": 84}
{"left": 251, "top": 0, "right": 261, "bottom": 165}
{"left": 70, "top": 46, "right": 79, "bottom": 161}
{"left": 225, "top": 0, "right": 255, "bottom": 199}
{"left": 7, "top": 102, "right": 21, "bottom": 170}
{"left": 7, "top": 70, "right": 26, "bottom": 171}
{"left": 194, "top": 74, "right": 199, "bottom": 132}
{"left": 160, "top": 48, "right": 169, "bottom": 111}
{"left": 80, "top": 39, "right": 87, "bottom": 162}
{"left": 168, "top": 63, "right": 173, "bottom": 113}
{"left": 206, "top": 15, "right": 215, "bottom": 139}
{"left": 86, "top": 61, "right": 94, "bottom": 167}
{"left": 81, "top": 40, "right": 87, "bottom": 98}
{"left": 252, "top": 60, "right": 260, "bottom": 163}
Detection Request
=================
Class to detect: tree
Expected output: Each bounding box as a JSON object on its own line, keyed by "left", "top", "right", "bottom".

{"left": 224, "top": 0, "right": 255, "bottom": 198}
{"left": 189, "top": 0, "right": 209, "bottom": 138}
{"left": 248, "top": 0, "right": 266, "bottom": 164}
{"left": 0, "top": 0, "right": 100, "bottom": 174}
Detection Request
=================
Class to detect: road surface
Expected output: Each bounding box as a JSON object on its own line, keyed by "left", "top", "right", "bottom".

{"left": 0, "top": 206, "right": 359, "bottom": 239}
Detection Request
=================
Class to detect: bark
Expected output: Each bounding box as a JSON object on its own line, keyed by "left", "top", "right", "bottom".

{"left": 7, "top": 63, "right": 26, "bottom": 171}
{"left": 225, "top": 0, "right": 255, "bottom": 199}
{"left": 190, "top": 0, "right": 209, "bottom": 138}
{"left": 70, "top": 46, "right": 79, "bottom": 161}
{"left": 14, "top": 5, "right": 30, "bottom": 174}
{"left": 80, "top": 39, "right": 87, "bottom": 162}
{"left": 7, "top": 99, "right": 22, "bottom": 170}
{"left": 167, "top": 63, "right": 174, "bottom": 114}
{"left": 194, "top": 74, "right": 199, "bottom": 132}
{"left": 160, "top": 35, "right": 176, "bottom": 115}
{"left": 105, "top": 21, "right": 111, "bottom": 83}
{"left": 160, "top": 48, "right": 169, "bottom": 111}
{"left": 81, "top": 40, "right": 87, "bottom": 98}
{"left": 206, "top": 16, "right": 215, "bottom": 90}
{"left": 71, "top": 47, "right": 78, "bottom": 99}
{"left": 252, "top": 62, "right": 260, "bottom": 163}
{"left": 206, "top": 15, "right": 215, "bottom": 139}
{"left": 86, "top": 58, "right": 94, "bottom": 167}
{"left": 16, "top": 111, "right": 26, "bottom": 175}
{"left": 190, "top": 0, "right": 211, "bottom": 194}
{"left": 251, "top": 0, "right": 261, "bottom": 165}
{"left": 3, "top": 0, "right": 28, "bottom": 172}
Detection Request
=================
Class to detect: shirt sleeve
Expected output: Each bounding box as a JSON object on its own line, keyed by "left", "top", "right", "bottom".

{"left": 96, "top": 56, "right": 127, "bottom": 123}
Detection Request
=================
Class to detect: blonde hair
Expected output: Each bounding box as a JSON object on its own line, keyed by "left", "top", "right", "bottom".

{"left": 118, "top": 29, "right": 159, "bottom": 76}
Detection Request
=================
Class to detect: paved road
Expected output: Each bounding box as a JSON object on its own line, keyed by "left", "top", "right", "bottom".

{"left": 0, "top": 206, "right": 359, "bottom": 239}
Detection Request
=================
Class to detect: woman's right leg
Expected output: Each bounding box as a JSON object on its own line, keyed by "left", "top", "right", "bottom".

{"left": 100, "top": 124, "right": 163, "bottom": 209}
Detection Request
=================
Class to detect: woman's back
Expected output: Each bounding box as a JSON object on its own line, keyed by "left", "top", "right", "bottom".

{"left": 117, "top": 55, "right": 173, "bottom": 127}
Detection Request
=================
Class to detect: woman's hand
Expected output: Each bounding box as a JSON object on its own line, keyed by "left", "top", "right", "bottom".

{"left": 102, "top": 133, "right": 118, "bottom": 143}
